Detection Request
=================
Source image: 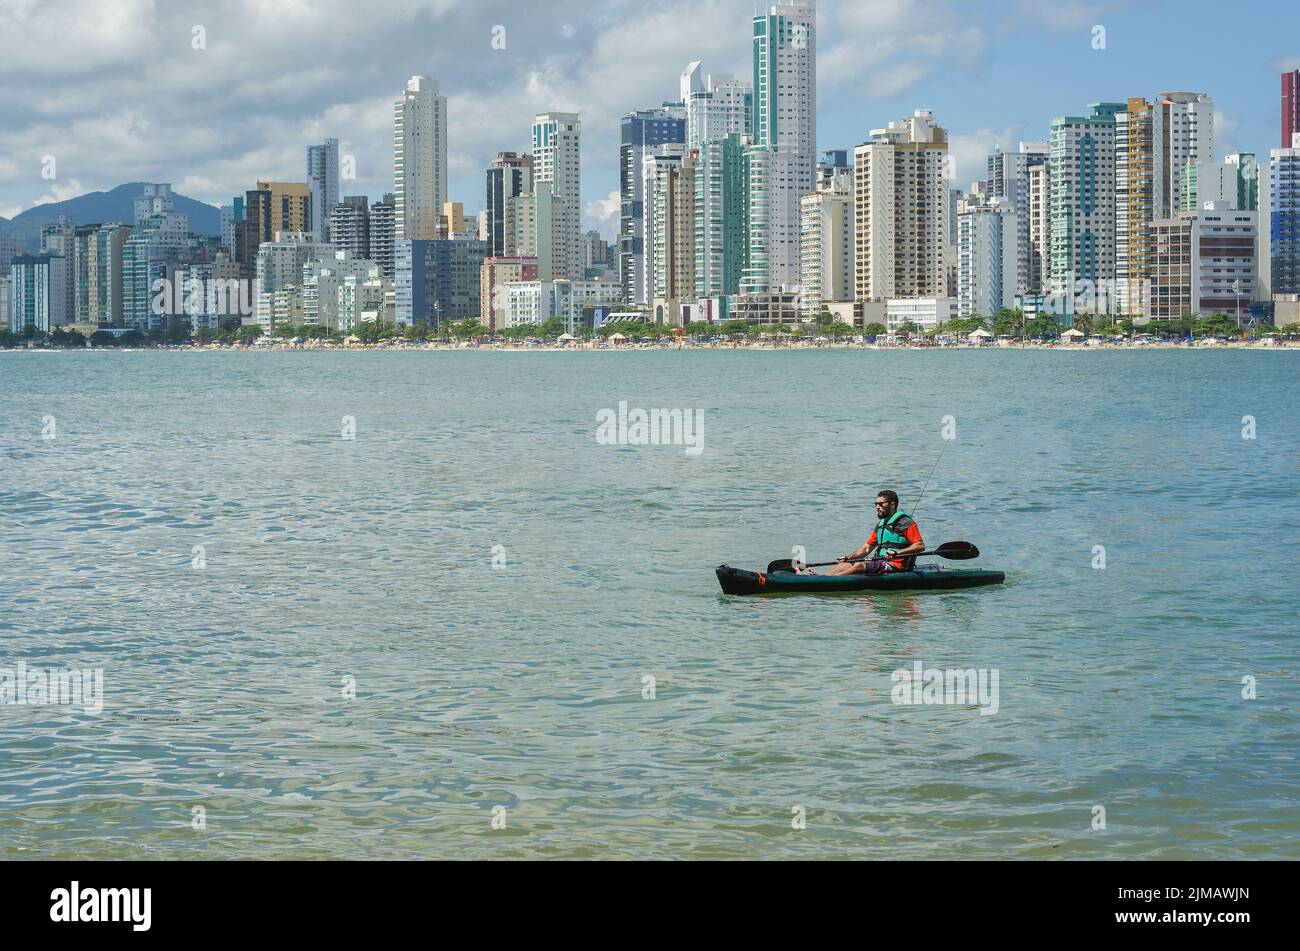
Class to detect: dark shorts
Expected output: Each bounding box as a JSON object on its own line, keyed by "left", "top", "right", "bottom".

{"left": 855, "top": 559, "right": 893, "bottom": 575}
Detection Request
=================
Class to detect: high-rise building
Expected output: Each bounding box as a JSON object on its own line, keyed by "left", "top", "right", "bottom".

{"left": 134, "top": 184, "right": 174, "bottom": 224}
{"left": 1270, "top": 139, "right": 1300, "bottom": 296}
{"left": 508, "top": 181, "right": 577, "bottom": 282}
{"left": 750, "top": 0, "right": 817, "bottom": 293}
{"left": 1181, "top": 153, "right": 1259, "bottom": 211}
{"left": 641, "top": 146, "right": 687, "bottom": 304}
{"left": 330, "top": 196, "right": 370, "bottom": 260}
{"left": 1115, "top": 97, "right": 1156, "bottom": 315}
{"left": 681, "top": 63, "right": 752, "bottom": 150}
{"left": 123, "top": 185, "right": 191, "bottom": 329}
{"left": 1049, "top": 102, "right": 1124, "bottom": 312}
{"left": 0, "top": 277, "right": 10, "bottom": 332}
{"left": 369, "top": 193, "right": 396, "bottom": 280}
{"left": 1027, "top": 162, "right": 1051, "bottom": 294}
{"left": 8, "top": 254, "right": 68, "bottom": 332}
{"left": 394, "top": 238, "right": 490, "bottom": 327}
{"left": 853, "top": 110, "right": 949, "bottom": 301}
{"left": 40, "top": 219, "right": 77, "bottom": 329}
{"left": 394, "top": 76, "right": 448, "bottom": 241}
{"left": 301, "top": 254, "right": 382, "bottom": 330}
{"left": 1155, "top": 92, "right": 1214, "bottom": 218}
{"left": 239, "top": 182, "right": 311, "bottom": 278}
{"left": 219, "top": 198, "right": 244, "bottom": 252}
{"left": 799, "top": 166, "right": 853, "bottom": 317}
{"left": 75, "top": 223, "right": 130, "bottom": 325}
{"left": 1283, "top": 70, "right": 1299, "bottom": 149}
{"left": 958, "top": 194, "right": 1018, "bottom": 318}
{"left": 307, "top": 138, "right": 340, "bottom": 241}
{"left": 619, "top": 106, "right": 686, "bottom": 304}
{"left": 0, "top": 235, "right": 17, "bottom": 272}
{"left": 532, "top": 112, "right": 582, "bottom": 280}
{"left": 987, "top": 141, "right": 1049, "bottom": 297}
{"left": 480, "top": 256, "right": 539, "bottom": 330}
{"left": 1150, "top": 203, "right": 1256, "bottom": 319}
{"left": 485, "top": 152, "right": 533, "bottom": 258}
{"left": 650, "top": 150, "right": 696, "bottom": 306}
{"left": 694, "top": 132, "right": 749, "bottom": 300}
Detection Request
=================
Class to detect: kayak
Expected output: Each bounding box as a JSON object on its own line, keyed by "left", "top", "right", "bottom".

{"left": 715, "top": 564, "right": 1005, "bottom": 596}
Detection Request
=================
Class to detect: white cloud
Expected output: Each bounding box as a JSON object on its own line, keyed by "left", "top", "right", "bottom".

{"left": 585, "top": 188, "right": 621, "bottom": 234}
{"left": 30, "top": 179, "right": 87, "bottom": 208}
{"left": 947, "top": 127, "right": 1020, "bottom": 188}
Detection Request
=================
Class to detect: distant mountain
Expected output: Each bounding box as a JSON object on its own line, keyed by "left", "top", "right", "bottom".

{"left": 0, "top": 183, "right": 221, "bottom": 248}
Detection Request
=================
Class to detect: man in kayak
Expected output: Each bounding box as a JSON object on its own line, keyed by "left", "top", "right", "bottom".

{"left": 805, "top": 490, "right": 924, "bottom": 575}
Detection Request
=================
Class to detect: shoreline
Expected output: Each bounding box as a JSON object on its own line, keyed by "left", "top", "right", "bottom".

{"left": 2, "top": 340, "right": 1294, "bottom": 353}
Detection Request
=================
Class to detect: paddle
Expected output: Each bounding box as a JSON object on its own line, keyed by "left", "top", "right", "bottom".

{"left": 765, "top": 541, "right": 980, "bottom": 574}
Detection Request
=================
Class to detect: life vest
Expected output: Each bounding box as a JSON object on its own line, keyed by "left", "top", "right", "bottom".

{"left": 873, "top": 511, "right": 918, "bottom": 569}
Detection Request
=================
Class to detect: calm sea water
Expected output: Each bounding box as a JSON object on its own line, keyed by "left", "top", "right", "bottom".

{"left": 0, "top": 348, "right": 1296, "bottom": 859}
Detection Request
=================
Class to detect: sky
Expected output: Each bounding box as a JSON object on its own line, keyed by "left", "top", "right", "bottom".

{"left": 1, "top": 0, "right": 1298, "bottom": 238}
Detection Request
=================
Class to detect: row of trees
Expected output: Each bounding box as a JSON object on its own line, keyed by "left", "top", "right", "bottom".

{"left": 6, "top": 308, "right": 1299, "bottom": 350}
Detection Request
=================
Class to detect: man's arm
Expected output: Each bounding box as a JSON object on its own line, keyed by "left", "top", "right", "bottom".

{"left": 840, "top": 532, "right": 877, "bottom": 562}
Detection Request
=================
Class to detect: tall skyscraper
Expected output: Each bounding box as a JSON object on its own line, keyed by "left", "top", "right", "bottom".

{"left": 239, "top": 182, "right": 311, "bottom": 279}
{"left": 641, "top": 146, "right": 687, "bottom": 304}
{"left": 957, "top": 194, "right": 1018, "bottom": 318}
{"left": 8, "top": 254, "right": 68, "bottom": 332}
{"left": 1283, "top": 70, "right": 1299, "bottom": 149}
{"left": 986, "top": 141, "right": 1049, "bottom": 297}
{"left": 40, "top": 219, "right": 77, "bottom": 329}
{"left": 331, "top": 196, "right": 371, "bottom": 260}
{"left": 749, "top": 0, "right": 817, "bottom": 293}
{"left": 650, "top": 150, "right": 696, "bottom": 305}
{"left": 1155, "top": 92, "right": 1214, "bottom": 218}
{"left": 1049, "top": 102, "right": 1124, "bottom": 311}
{"left": 799, "top": 166, "right": 853, "bottom": 317}
{"left": 485, "top": 152, "right": 533, "bottom": 257}
{"left": 75, "top": 223, "right": 130, "bottom": 325}
{"left": 694, "top": 132, "right": 748, "bottom": 299}
{"left": 307, "top": 138, "right": 340, "bottom": 241}
{"left": 619, "top": 106, "right": 686, "bottom": 304}
{"left": 1115, "top": 97, "right": 1156, "bottom": 315}
{"left": 853, "top": 110, "right": 949, "bottom": 301}
{"left": 369, "top": 193, "right": 397, "bottom": 280}
{"left": 1270, "top": 140, "right": 1300, "bottom": 295}
{"left": 681, "top": 62, "right": 752, "bottom": 150}
{"left": 394, "top": 76, "right": 448, "bottom": 241}
{"left": 532, "top": 112, "right": 582, "bottom": 279}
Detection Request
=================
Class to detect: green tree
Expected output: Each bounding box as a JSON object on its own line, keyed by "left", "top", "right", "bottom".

{"left": 863, "top": 322, "right": 886, "bottom": 338}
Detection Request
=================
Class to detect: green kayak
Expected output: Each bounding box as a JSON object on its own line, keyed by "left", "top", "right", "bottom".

{"left": 715, "top": 564, "right": 1005, "bottom": 596}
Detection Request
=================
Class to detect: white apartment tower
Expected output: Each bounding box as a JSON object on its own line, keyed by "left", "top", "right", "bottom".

{"left": 748, "top": 0, "right": 817, "bottom": 292}
{"left": 986, "top": 141, "right": 1049, "bottom": 297}
{"left": 1049, "top": 103, "right": 1123, "bottom": 311}
{"left": 799, "top": 167, "right": 854, "bottom": 317}
{"left": 532, "top": 112, "right": 583, "bottom": 279}
{"left": 1155, "top": 92, "right": 1214, "bottom": 219}
{"left": 681, "top": 62, "right": 752, "bottom": 150}
{"left": 958, "top": 194, "right": 1019, "bottom": 317}
{"left": 854, "top": 110, "right": 949, "bottom": 301}
{"left": 394, "top": 76, "right": 448, "bottom": 241}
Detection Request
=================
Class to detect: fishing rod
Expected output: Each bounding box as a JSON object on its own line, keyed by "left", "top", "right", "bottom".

{"left": 909, "top": 438, "right": 949, "bottom": 521}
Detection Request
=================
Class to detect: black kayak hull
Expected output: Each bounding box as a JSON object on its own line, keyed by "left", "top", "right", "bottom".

{"left": 715, "top": 564, "right": 1005, "bottom": 596}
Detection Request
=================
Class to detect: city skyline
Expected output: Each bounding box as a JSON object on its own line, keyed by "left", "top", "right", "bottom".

{"left": 2, "top": 0, "right": 1298, "bottom": 237}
